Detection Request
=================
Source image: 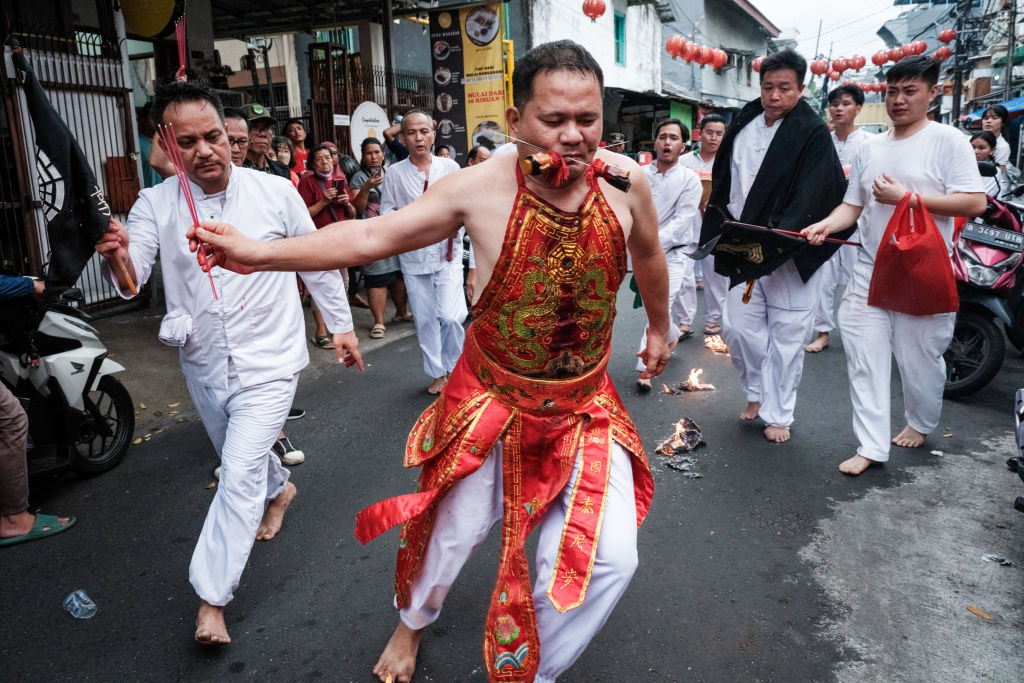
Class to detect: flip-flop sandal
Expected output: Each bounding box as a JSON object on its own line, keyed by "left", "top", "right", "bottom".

{"left": 0, "top": 513, "right": 76, "bottom": 547}
{"left": 369, "top": 323, "right": 385, "bottom": 339}
{"left": 704, "top": 323, "right": 722, "bottom": 335}
{"left": 312, "top": 335, "right": 334, "bottom": 349}
{"left": 391, "top": 313, "right": 414, "bottom": 323}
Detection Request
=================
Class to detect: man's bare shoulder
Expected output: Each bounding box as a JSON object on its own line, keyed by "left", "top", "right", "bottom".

{"left": 594, "top": 148, "right": 640, "bottom": 172}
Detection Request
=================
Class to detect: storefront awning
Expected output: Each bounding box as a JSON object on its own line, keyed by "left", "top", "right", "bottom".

{"left": 964, "top": 95, "right": 1024, "bottom": 123}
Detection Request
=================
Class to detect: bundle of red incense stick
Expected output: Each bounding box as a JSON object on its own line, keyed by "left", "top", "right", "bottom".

{"left": 175, "top": 15, "right": 187, "bottom": 71}
{"left": 157, "top": 122, "right": 218, "bottom": 299}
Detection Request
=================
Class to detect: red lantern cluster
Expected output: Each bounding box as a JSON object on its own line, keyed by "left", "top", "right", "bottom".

{"left": 934, "top": 46, "right": 953, "bottom": 61}
{"left": 665, "top": 38, "right": 730, "bottom": 69}
{"left": 810, "top": 59, "right": 828, "bottom": 76}
{"left": 939, "top": 28, "right": 957, "bottom": 43}
{"left": 837, "top": 81, "right": 888, "bottom": 93}
{"left": 582, "top": 0, "right": 605, "bottom": 22}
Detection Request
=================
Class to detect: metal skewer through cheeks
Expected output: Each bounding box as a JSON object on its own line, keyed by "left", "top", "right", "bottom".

{"left": 502, "top": 133, "right": 632, "bottom": 192}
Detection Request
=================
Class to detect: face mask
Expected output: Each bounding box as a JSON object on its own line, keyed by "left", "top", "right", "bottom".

{"left": 316, "top": 169, "right": 333, "bottom": 180}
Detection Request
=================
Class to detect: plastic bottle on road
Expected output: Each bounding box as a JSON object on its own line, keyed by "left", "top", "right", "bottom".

{"left": 63, "top": 590, "right": 97, "bottom": 619}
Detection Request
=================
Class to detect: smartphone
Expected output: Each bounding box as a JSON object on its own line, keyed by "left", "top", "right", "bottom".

{"left": 334, "top": 179, "right": 345, "bottom": 192}
{"left": 370, "top": 165, "right": 382, "bottom": 178}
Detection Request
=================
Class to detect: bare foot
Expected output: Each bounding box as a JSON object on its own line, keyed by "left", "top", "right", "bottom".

{"left": 839, "top": 454, "right": 877, "bottom": 476}
{"left": 195, "top": 600, "right": 231, "bottom": 645}
{"left": 373, "top": 620, "right": 423, "bottom": 682}
{"left": 804, "top": 332, "right": 829, "bottom": 353}
{"left": 427, "top": 376, "right": 447, "bottom": 395}
{"left": 256, "top": 481, "right": 296, "bottom": 541}
{"left": 764, "top": 425, "right": 791, "bottom": 443}
{"left": 892, "top": 425, "right": 926, "bottom": 448}
{"left": 739, "top": 402, "right": 760, "bottom": 421}
{"left": 636, "top": 374, "right": 652, "bottom": 393}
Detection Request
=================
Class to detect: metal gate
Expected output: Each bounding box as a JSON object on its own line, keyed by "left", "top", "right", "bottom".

{"left": 307, "top": 42, "right": 433, "bottom": 154}
{"left": 1, "top": 31, "right": 137, "bottom": 310}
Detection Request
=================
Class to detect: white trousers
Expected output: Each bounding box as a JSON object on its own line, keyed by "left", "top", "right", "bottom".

{"left": 669, "top": 244, "right": 698, "bottom": 327}
{"left": 185, "top": 370, "right": 297, "bottom": 606}
{"left": 839, "top": 285, "right": 955, "bottom": 462}
{"left": 811, "top": 241, "right": 856, "bottom": 334}
{"left": 404, "top": 261, "right": 468, "bottom": 379}
{"left": 722, "top": 262, "right": 817, "bottom": 428}
{"left": 636, "top": 250, "right": 684, "bottom": 371}
{"left": 399, "top": 441, "right": 639, "bottom": 682}
{"left": 701, "top": 255, "right": 729, "bottom": 327}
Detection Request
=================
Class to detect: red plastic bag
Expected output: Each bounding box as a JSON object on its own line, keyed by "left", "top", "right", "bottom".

{"left": 868, "top": 193, "right": 958, "bottom": 315}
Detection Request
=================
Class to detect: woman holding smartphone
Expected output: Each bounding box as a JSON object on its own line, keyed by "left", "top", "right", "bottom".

{"left": 350, "top": 137, "right": 411, "bottom": 339}
{"left": 298, "top": 145, "right": 356, "bottom": 348}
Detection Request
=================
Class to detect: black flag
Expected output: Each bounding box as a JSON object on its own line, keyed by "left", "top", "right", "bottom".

{"left": 11, "top": 45, "right": 111, "bottom": 289}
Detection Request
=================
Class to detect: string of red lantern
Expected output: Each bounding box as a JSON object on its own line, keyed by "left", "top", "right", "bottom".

{"left": 582, "top": 0, "right": 605, "bottom": 22}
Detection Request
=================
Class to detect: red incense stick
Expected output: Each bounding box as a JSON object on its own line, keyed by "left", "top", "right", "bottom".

{"left": 158, "top": 123, "right": 218, "bottom": 299}
{"left": 175, "top": 15, "right": 187, "bottom": 71}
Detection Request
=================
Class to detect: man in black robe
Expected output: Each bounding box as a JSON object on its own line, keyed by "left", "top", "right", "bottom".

{"left": 699, "top": 49, "right": 847, "bottom": 443}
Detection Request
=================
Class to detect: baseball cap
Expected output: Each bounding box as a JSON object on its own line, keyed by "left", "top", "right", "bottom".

{"left": 608, "top": 132, "right": 626, "bottom": 145}
{"left": 241, "top": 102, "right": 277, "bottom": 126}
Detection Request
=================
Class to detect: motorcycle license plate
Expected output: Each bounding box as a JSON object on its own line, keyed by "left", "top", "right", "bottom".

{"left": 962, "top": 221, "right": 1024, "bottom": 252}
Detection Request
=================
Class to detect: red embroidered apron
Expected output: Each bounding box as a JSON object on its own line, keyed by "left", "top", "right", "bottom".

{"left": 355, "top": 164, "right": 653, "bottom": 682}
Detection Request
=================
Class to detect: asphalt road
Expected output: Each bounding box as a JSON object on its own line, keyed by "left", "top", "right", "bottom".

{"left": 4, "top": 285, "right": 1022, "bottom": 682}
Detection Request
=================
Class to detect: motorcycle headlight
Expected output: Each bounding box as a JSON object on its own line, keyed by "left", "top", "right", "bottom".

{"left": 964, "top": 259, "right": 1000, "bottom": 287}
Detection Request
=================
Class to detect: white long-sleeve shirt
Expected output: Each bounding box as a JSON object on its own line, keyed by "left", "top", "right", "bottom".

{"left": 379, "top": 155, "right": 462, "bottom": 275}
{"left": 644, "top": 161, "right": 703, "bottom": 251}
{"left": 106, "top": 167, "right": 352, "bottom": 389}
{"left": 728, "top": 112, "right": 783, "bottom": 220}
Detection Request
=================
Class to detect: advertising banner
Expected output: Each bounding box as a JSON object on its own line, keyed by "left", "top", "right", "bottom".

{"left": 429, "top": 3, "right": 506, "bottom": 163}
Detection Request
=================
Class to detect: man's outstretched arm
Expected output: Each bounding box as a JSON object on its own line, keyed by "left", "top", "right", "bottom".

{"left": 192, "top": 171, "right": 466, "bottom": 274}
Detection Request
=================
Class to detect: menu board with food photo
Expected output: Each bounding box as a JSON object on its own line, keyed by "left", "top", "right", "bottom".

{"left": 429, "top": 2, "right": 506, "bottom": 162}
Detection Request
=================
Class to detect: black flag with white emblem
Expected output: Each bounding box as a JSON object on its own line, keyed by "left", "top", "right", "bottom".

{"left": 11, "top": 45, "right": 111, "bottom": 289}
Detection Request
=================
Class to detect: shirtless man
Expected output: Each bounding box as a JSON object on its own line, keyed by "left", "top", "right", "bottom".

{"left": 192, "top": 40, "right": 670, "bottom": 683}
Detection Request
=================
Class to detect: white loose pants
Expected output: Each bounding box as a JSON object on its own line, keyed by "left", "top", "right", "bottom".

{"left": 838, "top": 285, "right": 955, "bottom": 462}
{"left": 404, "top": 261, "right": 468, "bottom": 379}
{"left": 701, "top": 255, "right": 729, "bottom": 327}
{"left": 185, "top": 370, "right": 297, "bottom": 606}
{"left": 669, "top": 244, "right": 698, "bottom": 327}
{"left": 399, "top": 441, "right": 639, "bottom": 682}
{"left": 722, "top": 262, "right": 817, "bottom": 429}
{"left": 811, "top": 239, "right": 856, "bottom": 334}
{"left": 636, "top": 249, "right": 684, "bottom": 371}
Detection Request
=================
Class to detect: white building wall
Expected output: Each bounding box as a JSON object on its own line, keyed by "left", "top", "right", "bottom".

{"left": 529, "top": 0, "right": 660, "bottom": 93}
{"left": 700, "top": 0, "right": 767, "bottom": 109}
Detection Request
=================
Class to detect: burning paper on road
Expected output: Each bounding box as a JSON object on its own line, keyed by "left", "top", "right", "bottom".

{"left": 704, "top": 335, "right": 729, "bottom": 355}
{"left": 662, "top": 368, "right": 715, "bottom": 394}
{"left": 657, "top": 418, "right": 705, "bottom": 455}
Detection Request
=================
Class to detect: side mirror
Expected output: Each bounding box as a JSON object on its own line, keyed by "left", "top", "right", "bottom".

{"left": 978, "top": 161, "right": 999, "bottom": 178}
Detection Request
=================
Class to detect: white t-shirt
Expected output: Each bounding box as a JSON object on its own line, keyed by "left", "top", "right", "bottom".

{"left": 844, "top": 121, "right": 984, "bottom": 290}
{"left": 680, "top": 150, "right": 714, "bottom": 172}
{"left": 728, "top": 112, "right": 783, "bottom": 219}
{"left": 644, "top": 162, "right": 703, "bottom": 250}
{"left": 830, "top": 127, "right": 874, "bottom": 167}
{"left": 994, "top": 135, "right": 1010, "bottom": 166}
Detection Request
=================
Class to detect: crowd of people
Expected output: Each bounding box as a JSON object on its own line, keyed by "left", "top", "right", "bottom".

{"left": 4, "top": 34, "right": 1002, "bottom": 683}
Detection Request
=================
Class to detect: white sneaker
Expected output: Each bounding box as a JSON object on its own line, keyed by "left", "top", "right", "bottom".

{"left": 272, "top": 437, "right": 305, "bottom": 465}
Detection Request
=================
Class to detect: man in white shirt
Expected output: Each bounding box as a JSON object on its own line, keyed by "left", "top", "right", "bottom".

{"left": 380, "top": 110, "right": 466, "bottom": 395}
{"left": 699, "top": 49, "right": 847, "bottom": 444}
{"left": 636, "top": 118, "right": 702, "bottom": 391}
{"left": 681, "top": 114, "right": 728, "bottom": 335}
{"left": 804, "top": 56, "right": 985, "bottom": 475}
{"left": 806, "top": 85, "right": 874, "bottom": 353}
{"left": 94, "top": 81, "right": 363, "bottom": 644}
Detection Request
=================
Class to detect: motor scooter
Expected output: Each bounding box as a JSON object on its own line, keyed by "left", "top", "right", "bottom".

{"left": 944, "top": 163, "right": 1024, "bottom": 397}
{"left": 1009, "top": 388, "right": 1024, "bottom": 514}
{"left": 0, "top": 286, "right": 134, "bottom": 475}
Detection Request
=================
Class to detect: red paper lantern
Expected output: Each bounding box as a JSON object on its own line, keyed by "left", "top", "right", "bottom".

{"left": 698, "top": 45, "right": 713, "bottom": 66}
{"left": 832, "top": 57, "right": 848, "bottom": 73}
{"left": 582, "top": 0, "right": 606, "bottom": 22}
{"left": 682, "top": 43, "right": 697, "bottom": 62}
{"left": 809, "top": 59, "right": 827, "bottom": 76}
{"left": 752, "top": 56, "right": 763, "bottom": 73}
{"left": 872, "top": 51, "right": 888, "bottom": 67}
{"left": 912, "top": 40, "right": 928, "bottom": 55}
{"left": 666, "top": 35, "right": 686, "bottom": 59}
{"left": 887, "top": 47, "right": 902, "bottom": 62}
{"left": 828, "top": 71, "right": 841, "bottom": 81}
{"left": 851, "top": 54, "right": 866, "bottom": 70}
{"left": 939, "top": 28, "right": 956, "bottom": 43}
{"left": 934, "top": 46, "right": 953, "bottom": 61}
{"left": 711, "top": 48, "right": 729, "bottom": 70}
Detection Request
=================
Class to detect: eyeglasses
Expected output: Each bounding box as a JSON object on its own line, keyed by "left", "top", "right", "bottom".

{"left": 228, "top": 137, "right": 249, "bottom": 148}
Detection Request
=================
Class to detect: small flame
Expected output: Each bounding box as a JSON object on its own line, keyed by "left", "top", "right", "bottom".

{"left": 684, "top": 368, "right": 715, "bottom": 391}
{"left": 704, "top": 334, "right": 729, "bottom": 355}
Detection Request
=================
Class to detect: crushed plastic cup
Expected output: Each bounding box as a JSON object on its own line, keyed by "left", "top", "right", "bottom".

{"left": 63, "top": 589, "right": 97, "bottom": 619}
